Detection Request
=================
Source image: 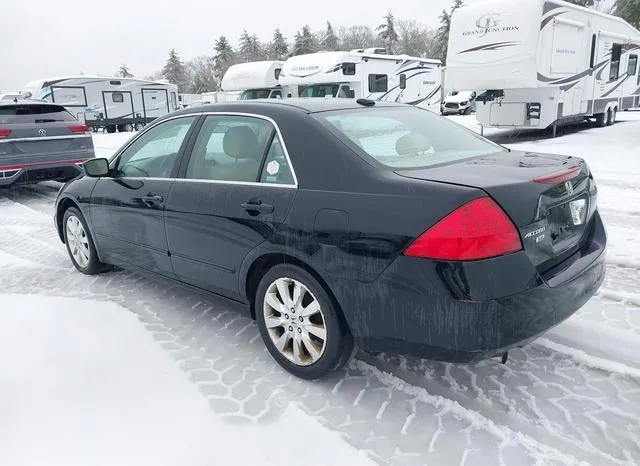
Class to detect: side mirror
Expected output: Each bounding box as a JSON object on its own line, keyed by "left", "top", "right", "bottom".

{"left": 83, "top": 158, "right": 110, "bottom": 177}
{"left": 399, "top": 74, "right": 407, "bottom": 90}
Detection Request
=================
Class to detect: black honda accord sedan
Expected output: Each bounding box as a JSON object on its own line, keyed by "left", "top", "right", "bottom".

{"left": 54, "top": 98, "right": 606, "bottom": 379}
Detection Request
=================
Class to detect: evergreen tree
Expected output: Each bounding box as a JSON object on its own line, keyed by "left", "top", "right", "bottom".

{"left": 162, "top": 49, "right": 188, "bottom": 91}
{"left": 269, "top": 28, "right": 289, "bottom": 60}
{"left": 376, "top": 11, "right": 399, "bottom": 54}
{"left": 238, "top": 30, "right": 262, "bottom": 62}
{"left": 213, "top": 35, "right": 238, "bottom": 83}
{"left": 564, "top": 0, "right": 599, "bottom": 6}
{"left": 338, "top": 25, "right": 380, "bottom": 50}
{"left": 614, "top": 0, "right": 640, "bottom": 28}
{"left": 322, "top": 21, "right": 340, "bottom": 50}
{"left": 292, "top": 25, "right": 318, "bottom": 55}
{"left": 435, "top": 0, "right": 464, "bottom": 64}
{"left": 118, "top": 64, "right": 134, "bottom": 78}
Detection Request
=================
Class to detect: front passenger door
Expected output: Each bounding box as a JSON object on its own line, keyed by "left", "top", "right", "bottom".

{"left": 165, "top": 114, "right": 297, "bottom": 300}
{"left": 90, "top": 116, "right": 197, "bottom": 275}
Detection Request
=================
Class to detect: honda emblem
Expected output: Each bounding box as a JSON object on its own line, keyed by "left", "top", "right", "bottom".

{"left": 38, "top": 129, "right": 47, "bottom": 136}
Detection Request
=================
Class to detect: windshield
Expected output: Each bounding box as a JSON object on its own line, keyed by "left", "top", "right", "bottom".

{"left": 299, "top": 84, "right": 355, "bottom": 98}
{"left": 317, "top": 106, "right": 505, "bottom": 169}
{"left": 239, "top": 89, "right": 272, "bottom": 100}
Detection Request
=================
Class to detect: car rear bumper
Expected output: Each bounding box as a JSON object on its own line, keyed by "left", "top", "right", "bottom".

{"left": 0, "top": 157, "right": 90, "bottom": 187}
{"left": 331, "top": 211, "right": 606, "bottom": 363}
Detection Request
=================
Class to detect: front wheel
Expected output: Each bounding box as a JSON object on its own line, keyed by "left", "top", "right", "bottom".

{"left": 63, "top": 207, "right": 111, "bottom": 275}
{"left": 255, "top": 264, "right": 354, "bottom": 380}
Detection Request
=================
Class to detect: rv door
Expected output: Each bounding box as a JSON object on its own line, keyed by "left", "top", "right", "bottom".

{"left": 142, "top": 89, "right": 170, "bottom": 118}
{"left": 551, "top": 17, "right": 588, "bottom": 116}
{"left": 103, "top": 91, "right": 134, "bottom": 120}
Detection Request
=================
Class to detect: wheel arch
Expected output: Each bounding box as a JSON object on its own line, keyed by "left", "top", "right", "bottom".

{"left": 242, "top": 252, "right": 352, "bottom": 334}
{"left": 55, "top": 196, "right": 81, "bottom": 243}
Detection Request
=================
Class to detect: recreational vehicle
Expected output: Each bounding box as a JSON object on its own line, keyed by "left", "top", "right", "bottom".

{"left": 446, "top": 0, "right": 640, "bottom": 133}
{"left": 21, "top": 76, "right": 180, "bottom": 133}
{"left": 200, "top": 90, "right": 242, "bottom": 104}
{"left": 278, "top": 49, "right": 443, "bottom": 111}
{"left": 178, "top": 93, "right": 202, "bottom": 108}
{"left": 221, "top": 61, "right": 284, "bottom": 99}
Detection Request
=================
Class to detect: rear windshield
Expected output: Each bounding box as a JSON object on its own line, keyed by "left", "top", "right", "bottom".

{"left": 0, "top": 104, "right": 76, "bottom": 124}
{"left": 317, "top": 106, "right": 504, "bottom": 169}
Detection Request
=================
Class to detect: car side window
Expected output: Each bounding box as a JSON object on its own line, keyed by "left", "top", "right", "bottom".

{"left": 259, "top": 136, "right": 295, "bottom": 185}
{"left": 185, "top": 115, "right": 274, "bottom": 183}
{"left": 116, "top": 116, "right": 195, "bottom": 178}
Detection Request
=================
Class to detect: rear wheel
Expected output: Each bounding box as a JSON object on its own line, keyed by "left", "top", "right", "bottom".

{"left": 607, "top": 107, "right": 616, "bottom": 126}
{"left": 595, "top": 113, "right": 607, "bottom": 127}
{"left": 63, "top": 207, "right": 111, "bottom": 275}
{"left": 255, "top": 264, "right": 354, "bottom": 380}
{"left": 106, "top": 125, "right": 116, "bottom": 134}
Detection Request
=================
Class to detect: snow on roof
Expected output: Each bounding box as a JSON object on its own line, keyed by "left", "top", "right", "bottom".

{"left": 221, "top": 61, "right": 284, "bottom": 91}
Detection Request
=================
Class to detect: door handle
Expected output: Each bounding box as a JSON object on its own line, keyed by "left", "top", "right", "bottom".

{"left": 241, "top": 201, "right": 274, "bottom": 214}
{"left": 141, "top": 194, "right": 164, "bottom": 206}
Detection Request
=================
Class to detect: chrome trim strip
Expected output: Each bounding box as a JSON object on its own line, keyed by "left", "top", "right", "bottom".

{"left": 106, "top": 175, "right": 296, "bottom": 189}
{"left": 0, "top": 134, "right": 92, "bottom": 143}
{"left": 108, "top": 111, "right": 299, "bottom": 188}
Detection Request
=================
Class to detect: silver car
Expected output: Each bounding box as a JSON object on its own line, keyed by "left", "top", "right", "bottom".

{"left": 0, "top": 100, "right": 95, "bottom": 187}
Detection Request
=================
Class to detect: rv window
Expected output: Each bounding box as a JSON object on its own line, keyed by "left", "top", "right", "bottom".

{"left": 399, "top": 74, "right": 407, "bottom": 90}
{"left": 112, "top": 92, "right": 124, "bottom": 103}
{"left": 171, "top": 92, "right": 178, "bottom": 110}
{"left": 609, "top": 43, "right": 622, "bottom": 81}
{"left": 368, "top": 74, "right": 388, "bottom": 93}
{"left": 628, "top": 55, "right": 638, "bottom": 77}
{"left": 109, "top": 80, "right": 122, "bottom": 85}
{"left": 589, "top": 34, "right": 597, "bottom": 68}
{"left": 342, "top": 63, "right": 356, "bottom": 75}
{"left": 274, "top": 68, "right": 282, "bottom": 80}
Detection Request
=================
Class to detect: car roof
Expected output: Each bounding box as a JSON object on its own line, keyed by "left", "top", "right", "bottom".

{"left": 180, "top": 98, "right": 407, "bottom": 115}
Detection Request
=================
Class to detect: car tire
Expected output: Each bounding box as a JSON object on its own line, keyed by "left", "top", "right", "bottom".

{"left": 255, "top": 264, "right": 354, "bottom": 380}
{"left": 63, "top": 207, "right": 111, "bottom": 275}
{"left": 595, "top": 113, "right": 606, "bottom": 127}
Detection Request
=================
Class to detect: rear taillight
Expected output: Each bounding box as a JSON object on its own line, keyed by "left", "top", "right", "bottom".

{"left": 403, "top": 197, "right": 522, "bottom": 261}
{"left": 533, "top": 166, "right": 581, "bottom": 184}
{"left": 68, "top": 124, "right": 90, "bottom": 134}
{"left": 0, "top": 129, "right": 12, "bottom": 139}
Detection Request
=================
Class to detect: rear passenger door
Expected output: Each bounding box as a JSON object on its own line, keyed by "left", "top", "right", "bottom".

{"left": 165, "top": 113, "right": 297, "bottom": 300}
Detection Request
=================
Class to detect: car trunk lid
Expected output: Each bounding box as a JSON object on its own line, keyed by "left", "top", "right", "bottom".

{"left": 395, "top": 150, "right": 598, "bottom": 270}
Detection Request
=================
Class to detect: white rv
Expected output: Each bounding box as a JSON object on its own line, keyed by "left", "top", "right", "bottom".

{"left": 21, "top": 76, "right": 180, "bottom": 133}
{"left": 200, "top": 90, "right": 242, "bottom": 104}
{"left": 279, "top": 49, "right": 443, "bottom": 111}
{"left": 446, "top": 0, "right": 640, "bottom": 133}
{"left": 221, "top": 61, "right": 284, "bottom": 99}
{"left": 178, "top": 93, "right": 202, "bottom": 108}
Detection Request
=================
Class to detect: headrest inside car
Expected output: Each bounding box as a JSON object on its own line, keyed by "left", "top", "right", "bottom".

{"left": 223, "top": 126, "right": 260, "bottom": 159}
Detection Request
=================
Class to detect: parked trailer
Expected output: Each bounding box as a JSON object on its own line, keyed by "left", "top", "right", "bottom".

{"left": 446, "top": 0, "right": 640, "bottom": 134}
{"left": 279, "top": 48, "right": 443, "bottom": 111}
{"left": 221, "top": 61, "right": 284, "bottom": 99}
{"left": 178, "top": 93, "right": 202, "bottom": 108}
{"left": 200, "top": 90, "right": 242, "bottom": 104}
{"left": 21, "top": 76, "right": 180, "bottom": 133}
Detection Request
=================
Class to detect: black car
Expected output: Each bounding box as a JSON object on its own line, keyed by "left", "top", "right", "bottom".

{"left": 0, "top": 100, "right": 95, "bottom": 187}
{"left": 54, "top": 99, "right": 606, "bottom": 379}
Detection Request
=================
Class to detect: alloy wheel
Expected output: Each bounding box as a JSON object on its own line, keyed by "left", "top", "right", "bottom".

{"left": 262, "top": 277, "right": 327, "bottom": 366}
{"left": 66, "top": 215, "right": 90, "bottom": 268}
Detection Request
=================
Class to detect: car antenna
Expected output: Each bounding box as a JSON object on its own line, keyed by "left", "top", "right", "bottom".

{"left": 356, "top": 98, "right": 375, "bottom": 107}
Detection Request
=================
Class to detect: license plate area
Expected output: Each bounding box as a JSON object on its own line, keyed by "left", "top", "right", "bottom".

{"left": 546, "top": 193, "right": 590, "bottom": 247}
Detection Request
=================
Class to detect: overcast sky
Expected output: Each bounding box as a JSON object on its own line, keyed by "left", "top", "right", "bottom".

{"left": 1, "top": 0, "right": 481, "bottom": 91}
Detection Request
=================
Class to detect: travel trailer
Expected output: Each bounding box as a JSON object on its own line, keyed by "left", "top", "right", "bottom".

{"left": 200, "top": 90, "right": 242, "bottom": 104}
{"left": 445, "top": 0, "right": 640, "bottom": 134}
{"left": 279, "top": 49, "right": 443, "bottom": 111}
{"left": 178, "top": 93, "right": 202, "bottom": 108}
{"left": 21, "top": 76, "right": 179, "bottom": 133}
{"left": 0, "top": 92, "right": 22, "bottom": 102}
{"left": 221, "top": 61, "right": 284, "bottom": 99}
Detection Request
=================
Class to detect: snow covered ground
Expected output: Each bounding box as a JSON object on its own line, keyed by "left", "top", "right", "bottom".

{"left": 1, "top": 112, "right": 639, "bottom": 465}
